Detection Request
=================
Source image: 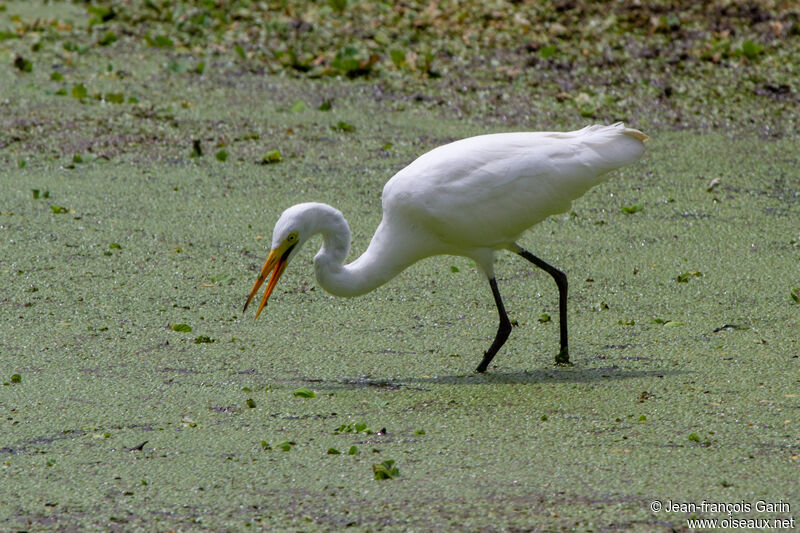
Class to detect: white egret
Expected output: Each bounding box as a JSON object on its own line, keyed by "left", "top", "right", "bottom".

{"left": 243, "top": 122, "right": 648, "bottom": 372}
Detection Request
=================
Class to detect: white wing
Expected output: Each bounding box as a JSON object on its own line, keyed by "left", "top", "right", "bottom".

{"left": 382, "top": 123, "right": 646, "bottom": 249}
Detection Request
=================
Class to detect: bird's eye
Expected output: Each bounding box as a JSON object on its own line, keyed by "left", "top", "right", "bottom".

{"left": 287, "top": 233, "right": 298, "bottom": 243}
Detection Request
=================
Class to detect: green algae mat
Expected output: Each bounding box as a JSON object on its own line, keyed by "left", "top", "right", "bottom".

{"left": 2, "top": 1, "right": 799, "bottom": 531}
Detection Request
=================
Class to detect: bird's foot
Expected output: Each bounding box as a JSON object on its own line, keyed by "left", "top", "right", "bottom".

{"left": 554, "top": 347, "right": 572, "bottom": 367}
{"left": 475, "top": 351, "right": 494, "bottom": 373}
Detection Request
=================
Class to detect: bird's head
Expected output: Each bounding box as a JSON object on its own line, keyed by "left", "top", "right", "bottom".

{"left": 242, "top": 205, "right": 311, "bottom": 319}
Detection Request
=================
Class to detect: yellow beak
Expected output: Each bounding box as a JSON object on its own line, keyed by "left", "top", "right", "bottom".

{"left": 242, "top": 244, "right": 294, "bottom": 319}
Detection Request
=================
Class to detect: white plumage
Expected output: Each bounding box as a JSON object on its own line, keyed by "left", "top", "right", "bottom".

{"left": 244, "top": 122, "right": 647, "bottom": 372}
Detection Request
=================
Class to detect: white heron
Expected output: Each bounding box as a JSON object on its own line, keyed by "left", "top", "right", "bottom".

{"left": 243, "top": 122, "right": 647, "bottom": 372}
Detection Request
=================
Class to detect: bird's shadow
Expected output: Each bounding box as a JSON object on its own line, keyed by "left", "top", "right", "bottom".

{"left": 305, "top": 366, "right": 686, "bottom": 391}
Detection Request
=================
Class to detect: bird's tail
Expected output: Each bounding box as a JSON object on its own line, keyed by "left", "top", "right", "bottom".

{"left": 619, "top": 124, "right": 648, "bottom": 143}
{"left": 578, "top": 122, "right": 648, "bottom": 142}
{"left": 577, "top": 122, "right": 648, "bottom": 171}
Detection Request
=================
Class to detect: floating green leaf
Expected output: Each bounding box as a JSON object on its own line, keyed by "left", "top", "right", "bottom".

{"left": 449, "top": 266, "right": 459, "bottom": 273}
{"left": 148, "top": 35, "right": 173, "bottom": 48}
{"left": 373, "top": 31, "right": 390, "bottom": 45}
{"left": 621, "top": 203, "right": 643, "bottom": 215}
{"left": 791, "top": 288, "right": 799, "bottom": 304}
{"left": 332, "top": 49, "right": 359, "bottom": 73}
{"left": 104, "top": 92, "right": 124, "bottom": 104}
{"left": 50, "top": 205, "right": 68, "bottom": 214}
{"left": 277, "top": 441, "right": 293, "bottom": 452}
{"left": 329, "top": 0, "right": 347, "bottom": 12}
{"left": 333, "top": 121, "right": 355, "bottom": 132}
{"left": 318, "top": 100, "right": 332, "bottom": 111}
{"left": 235, "top": 44, "right": 246, "bottom": 59}
{"left": 210, "top": 274, "right": 234, "bottom": 285}
{"left": 246, "top": 398, "right": 256, "bottom": 408}
{"left": 540, "top": 45, "right": 557, "bottom": 59}
{"left": 98, "top": 32, "right": 117, "bottom": 46}
{"left": 335, "top": 422, "right": 372, "bottom": 434}
{"left": 327, "top": 448, "right": 341, "bottom": 455}
{"left": 168, "top": 60, "right": 187, "bottom": 73}
{"left": 10, "top": 374, "right": 21, "bottom": 384}
{"left": 372, "top": 459, "right": 399, "bottom": 480}
{"left": 109, "top": 243, "right": 122, "bottom": 250}
{"left": 261, "top": 440, "right": 271, "bottom": 450}
{"left": 193, "top": 336, "right": 214, "bottom": 344}
{"left": 13, "top": 55, "right": 32, "bottom": 72}
{"left": 538, "top": 313, "right": 551, "bottom": 323}
{"left": 347, "top": 445, "right": 358, "bottom": 455}
{"left": 88, "top": 5, "right": 115, "bottom": 25}
{"left": 293, "top": 387, "right": 316, "bottom": 398}
{"left": 390, "top": 49, "right": 406, "bottom": 68}
{"left": 215, "top": 150, "right": 228, "bottom": 162}
{"left": 676, "top": 270, "right": 702, "bottom": 282}
{"left": 50, "top": 72, "right": 63, "bottom": 81}
{"left": 740, "top": 40, "right": 763, "bottom": 60}
{"left": 71, "top": 84, "right": 87, "bottom": 99}
{"left": 262, "top": 150, "right": 282, "bottom": 164}
{"left": 172, "top": 323, "right": 192, "bottom": 333}
{"left": 289, "top": 99, "right": 308, "bottom": 113}
{"left": 63, "top": 42, "right": 88, "bottom": 54}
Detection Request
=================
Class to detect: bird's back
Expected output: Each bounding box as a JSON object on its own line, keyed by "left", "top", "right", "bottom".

{"left": 381, "top": 123, "right": 647, "bottom": 251}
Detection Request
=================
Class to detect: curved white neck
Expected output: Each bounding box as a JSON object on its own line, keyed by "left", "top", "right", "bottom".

{"left": 309, "top": 206, "right": 429, "bottom": 297}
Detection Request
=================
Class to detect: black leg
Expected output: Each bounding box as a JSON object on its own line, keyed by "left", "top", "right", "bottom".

{"left": 516, "top": 248, "right": 571, "bottom": 366}
{"left": 475, "top": 278, "right": 513, "bottom": 373}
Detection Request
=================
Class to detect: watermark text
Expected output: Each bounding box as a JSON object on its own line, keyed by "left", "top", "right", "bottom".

{"left": 650, "top": 499, "right": 794, "bottom": 530}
